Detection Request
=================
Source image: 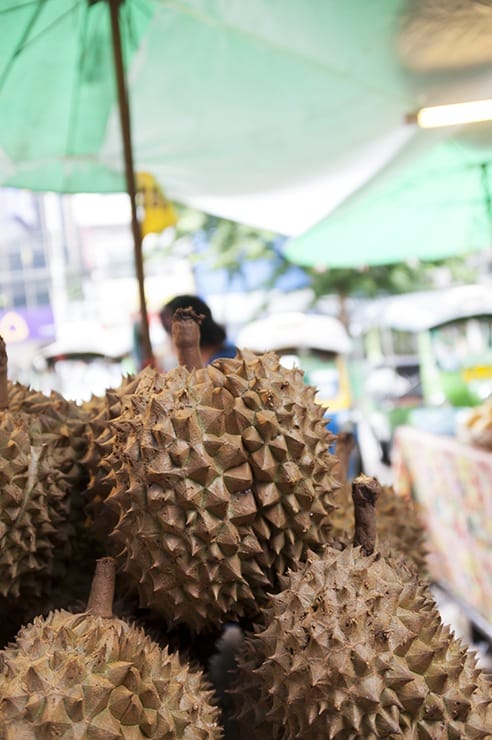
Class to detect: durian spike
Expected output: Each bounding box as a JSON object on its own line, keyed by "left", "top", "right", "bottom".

{"left": 352, "top": 473, "right": 381, "bottom": 555}
{"left": 334, "top": 431, "right": 355, "bottom": 483}
{"left": 0, "top": 335, "right": 8, "bottom": 409}
{"left": 172, "top": 307, "right": 204, "bottom": 370}
{"left": 86, "top": 556, "right": 116, "bottom": 618}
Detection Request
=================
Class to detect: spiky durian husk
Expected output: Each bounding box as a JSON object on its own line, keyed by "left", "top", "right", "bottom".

{"left": 79, "top": 372, "right": 143, "bottom": 538}
{"left": 7, "top": 381, "right": 88, "bottom": 480}
{"left": 2, "top": 380, "right": 109, "bottom": 631}
{"left": 6, "top": 381, "right": 91, "bottom": 548}
{"left": 100, "top": 351, "right": 338, "bottom": 631}
{"left": 230, "top": 547, "right": 492, "bottom": 739}
{"left": 80, "top": 372, "right": 145, "bottom": 490}
{"left": 0, "top": 610, "right": 222, "bottom": 738}
{"left": 329, "top": 482, "right": 428, "bottom": 575}
{"left": 0, "top": 411, "right": 75, "bottom": 600}
{"left": 7, "top": 379, "right": 80, "bottom": 421}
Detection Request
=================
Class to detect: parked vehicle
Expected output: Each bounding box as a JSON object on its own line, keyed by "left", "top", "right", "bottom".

{"left": 30, "top": 325, "right": 134, "bottom": 402}
{"left": 352, "top": 284, "right": 492, "bottom": 462}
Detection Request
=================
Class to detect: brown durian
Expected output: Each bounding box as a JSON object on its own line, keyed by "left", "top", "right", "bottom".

{"left": 99, "top": 311, "right": 339, "bottom": 631}
{"left": 0, "top": 557, "right": 223, "bottom": 739}
{"left": 0, "top": 336, "right": 78, "bottom": 603}
{"left": 5, "top": 377, "right": 89, "bottom": 546}
{"left": 6, "top": 378, "right": 88, "bottom": 487}
{"left": 331, "top": 435, "right": 428, "bottom": 574}
{"left": 0, "top": 338, "right": 102, "bottom": 645}
{"left": 79, "top": 372, "right": 146, "bottom": 537}
{"left": 230, "top": 475, "right": 492, "bottom": 739}
{"left": 0, "top": 411, "right": 74, "bottom": 599}
{"left": 330, "top": 480, "right": 428, "bottom": 574}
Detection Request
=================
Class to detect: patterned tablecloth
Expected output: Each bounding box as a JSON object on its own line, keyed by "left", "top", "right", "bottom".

{"left": 392, "top": 426, "right": 492, "bottom": 624}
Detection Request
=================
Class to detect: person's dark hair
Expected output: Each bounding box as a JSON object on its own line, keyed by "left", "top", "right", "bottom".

{"left": 160, "top": 294, "right": 226, "bottom": 348}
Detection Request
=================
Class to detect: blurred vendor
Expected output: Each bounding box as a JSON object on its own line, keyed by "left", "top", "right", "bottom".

{"left": 159, "top": 294, "right": 237, "bottom": 365}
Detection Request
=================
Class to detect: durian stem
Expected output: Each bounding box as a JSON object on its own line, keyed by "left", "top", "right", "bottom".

{"left": 0, "top": 336, "right": 8, "bottom": 409}
{"left": 352, "top": 474, "right": 381, "bottom": 555}
{"left": 335, "top": 432, "right": 356, "bottom": 482}
{"left": 172, "top": 307, "right": 204, "bottom": 370}
{"left": 87, "top": 557, "right": 116, "bottom": 618}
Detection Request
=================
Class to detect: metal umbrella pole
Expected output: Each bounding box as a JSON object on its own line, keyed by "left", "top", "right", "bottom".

{"left": 107, "top": 0, "right": 154, "bottom": 367}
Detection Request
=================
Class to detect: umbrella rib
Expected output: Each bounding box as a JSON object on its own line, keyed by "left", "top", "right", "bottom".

{"left": 65, "top": 1, "right": 89, "bottom": 164}
{"left": 132, "top": 0, "right": 154, "bottom": 18}
{"left": 122, "top": 3, "right": 135, "bottom": 50}
{"left": 0, "top": 0, "right": 59, "bottom": 15}
{"left": 113, "top": 1, "right": 154, "bottom": 66}
{"left": 13, "top": 2, "right": 81, "bottom": 52}
{"left": 122, "top": 1, "right": 138, "bottom": 53}
{"left": 0, "top": 0, "right": 45, "bottom": 93}
{"left": 0, "top": 1, "right": 80, "bottom": 87}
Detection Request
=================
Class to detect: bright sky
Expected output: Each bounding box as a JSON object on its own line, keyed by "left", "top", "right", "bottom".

{"left": 71, "top": 193, "right": 131, "bottom": 226}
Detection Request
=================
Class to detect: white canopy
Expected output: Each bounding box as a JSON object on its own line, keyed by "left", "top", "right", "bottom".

{"left": 3, "top": 1, "right": 492, "bottom": 236}
{"left": 236, "top": 312, "right": 352, "bottom": 354}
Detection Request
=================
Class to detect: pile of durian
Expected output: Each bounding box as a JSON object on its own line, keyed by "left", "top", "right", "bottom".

{"left": 460, "top": 396, "right": 492, "bottom": 450}
{"left": 0, "top": 312, "right": 490, "bottom": 739}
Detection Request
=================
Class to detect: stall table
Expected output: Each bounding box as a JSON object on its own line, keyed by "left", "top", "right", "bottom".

{"left": 392, "top": 425, "right": 492, "bottom": 630}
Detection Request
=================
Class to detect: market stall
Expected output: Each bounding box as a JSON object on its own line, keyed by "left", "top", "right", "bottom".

{"left": 392, "top": 424, "right": 492, "bottom": 630}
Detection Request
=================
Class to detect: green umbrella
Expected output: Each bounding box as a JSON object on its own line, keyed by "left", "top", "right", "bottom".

{"left": 1, "top": 0, "right": 155, "bottom": 361}
{"left": 284, "top": 137, "right": 492, "bottom": 268}
{"left": 5, "top": 1, "right": 488, "bottom": 233}
{"left": 2, "top": 0, "right": 492, "bottom": 339}
{"left": 0, "top": 0, "right": 410, "bottom": 364}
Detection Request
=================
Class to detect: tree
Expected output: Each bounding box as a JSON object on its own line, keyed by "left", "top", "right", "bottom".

{"left": 307, "top": 256, "right": 478, "bottom": 327}
{"left": 166, "top": 205, "right": 479, "bottom": 327}
{"left": 173, "top": 206, "right": 278, "bottom": 277}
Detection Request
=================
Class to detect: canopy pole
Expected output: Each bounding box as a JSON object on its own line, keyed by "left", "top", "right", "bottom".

{"left": 108, "top": 0, "right": 154, "bottom": 367}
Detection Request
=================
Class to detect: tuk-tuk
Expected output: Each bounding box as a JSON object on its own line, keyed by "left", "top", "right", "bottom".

{"left": 31, "top": 326, "right": 134, "bottom": 402}
{"left": 353, "top": 284, "right": 492, "bottom": 461}
{"left": 236, "top": 312, "right": 360, "bottom": 471}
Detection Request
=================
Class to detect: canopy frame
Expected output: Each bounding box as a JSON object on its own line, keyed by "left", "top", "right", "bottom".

{"left": 107, "top": 0, "right": 153, "bottom": 366}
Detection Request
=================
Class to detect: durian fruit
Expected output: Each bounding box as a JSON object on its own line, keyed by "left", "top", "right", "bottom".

{"left": 0, "top": 557, "right": 223, "bottom": 739}
{"left": 7, "top": 378, "right": 85, "bottom": 435}
{"left": 461, "top": 397, "right": 492, "bottom": 450}
{"left": 79, "top": 372, "right": 147, "bottom": 538}
{"left": 4, "top": 340, "right": 93, "bottom": 560}
{"left": 331, "top": 435, "right": 428, "bottom": 574}
{"left": 0, "top": 410, "right": 77, "bottom": 642}
{"left": 99, "top": 309, "right": 339, "bottom": 631}
{"left": 7, "top": 378, "right": 88, "bottom": 489}
{"left": 230, "top": 475, "right": 492, "bottom": 739}
{"left": 5, "top": 376, "right": 89, "bottom": 545}
{"left": 330, "top": 480, "right": 428, "bottom": 574}
{"left": 0, "top": 341, "right": 76, "bottom": 599}
{"left": 0, "top": 411, "right": 71, "bottom": 599}
{"left": 0, "top": 337, "right": 104, "bottom": 646}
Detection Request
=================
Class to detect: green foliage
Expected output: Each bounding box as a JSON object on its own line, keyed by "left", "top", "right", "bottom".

{"left": 309, "top": 255, "right": 478, "bottom": 301}
{"left": 170, "top": 205, "right": 479, "bottom": 303}
{"left": 173, "top": 205, "right": 280, "bottom": 283}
